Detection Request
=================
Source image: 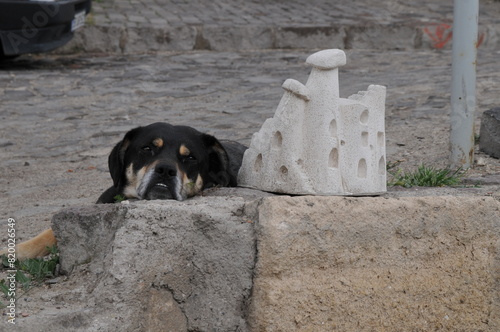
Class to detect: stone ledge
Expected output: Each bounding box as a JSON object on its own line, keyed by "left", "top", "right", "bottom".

{"left": 53, "top": 194, "right": 258, "bottom": 331}
{"left": 58, "top": 23, "right": 500, "bottom": 55}
{"left": 250, "top": 195, "right": 500, "bottom": 331}
{"left": 46, "top": 188, "right": 499, "bottom": 331}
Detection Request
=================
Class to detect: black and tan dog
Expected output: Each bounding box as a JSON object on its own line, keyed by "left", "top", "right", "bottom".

{"left": 97, "top": 122, "right": 246, "bottom": 203}
{"left": 3, "top": 122, "right": 247, "bottom": 259}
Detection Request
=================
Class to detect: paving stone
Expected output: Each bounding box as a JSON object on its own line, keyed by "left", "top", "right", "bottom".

{"left": 3, "top": 89, "right": 35, "bottom": 98}
{"left": 0, "top": 139, "right": 13, "bottom": 148}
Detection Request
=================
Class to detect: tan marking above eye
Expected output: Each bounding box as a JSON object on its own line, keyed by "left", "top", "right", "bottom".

{"left": 152, "top": 138, "right": 164, "bottom": 148}
{"left": 179, "top": 144, "right": 190, "bottom": 156}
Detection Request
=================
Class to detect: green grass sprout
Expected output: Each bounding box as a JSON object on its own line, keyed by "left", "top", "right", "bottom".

{"left": 0, "top": 245, "right": 60, "bottom": 307}
{"left": 388, "top": 164, "right": 463, "bottom": 188}
{"left": 114, "top": 194, "right": 126, "bottom": 203}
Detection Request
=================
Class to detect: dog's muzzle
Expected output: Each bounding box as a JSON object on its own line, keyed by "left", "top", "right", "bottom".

{"left": 138, "top": 162, "right": 183, "bottom": 201}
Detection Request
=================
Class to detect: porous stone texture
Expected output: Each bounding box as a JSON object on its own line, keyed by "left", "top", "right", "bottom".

{"left": 249, "top": 195, "right": 500, "bottom": 331}
{"left": 52, "top": 204, "right": 127, "bottom": 274}
{"left": 52, "top": 195, "right": 257, "bottom": 332}
{"left": 36, "top": 188, "right": 500, "bottom": 332}
{"left": 237, "top": 49, "right": 387, "bottom": 195}
{"left": 480, "top": 108, "right": 500, "bottom": 158}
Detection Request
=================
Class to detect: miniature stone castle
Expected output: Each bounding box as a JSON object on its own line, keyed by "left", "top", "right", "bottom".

{"left": 237, "top": 49, "right": 387, "bottom": 195}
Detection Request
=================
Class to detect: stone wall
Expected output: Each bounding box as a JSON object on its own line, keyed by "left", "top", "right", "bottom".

{"left": 47, "top": 188, "right": 499, "bottom": 331}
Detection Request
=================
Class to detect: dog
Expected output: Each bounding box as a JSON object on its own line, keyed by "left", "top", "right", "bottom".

{"left": 2, "top": 123, "right": 247, "bottom": 259}
{"left": 97, "top": 122, "right": 247, "bottom": 203}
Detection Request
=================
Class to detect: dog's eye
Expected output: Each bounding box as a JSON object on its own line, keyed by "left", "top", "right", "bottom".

{"left": 141, "top": 146, "right": 153, "bottom": 155}
{"left": 182, "top": 155, "right": 196, "bottom": 163}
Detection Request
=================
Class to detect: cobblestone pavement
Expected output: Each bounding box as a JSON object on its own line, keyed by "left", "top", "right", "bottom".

{"left": 92, "top": 0, "right": 500, "bottom": 29}
{"left": 92, "top": 0, "right": 456, "bottom": 28}
{"left": 1, "top": 48, "right": 500, "bottom": 241}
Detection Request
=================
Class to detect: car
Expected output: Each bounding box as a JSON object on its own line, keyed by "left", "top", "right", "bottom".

{"left": 0, "top": 0, "right": 91, "bottom": 57}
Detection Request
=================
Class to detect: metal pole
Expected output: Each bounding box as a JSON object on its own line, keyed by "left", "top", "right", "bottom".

{"left": 450, "top": 0, "right": 479, "bottom": 169}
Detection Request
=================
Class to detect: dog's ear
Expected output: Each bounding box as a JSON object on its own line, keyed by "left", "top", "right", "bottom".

{"left": 108, "top": 127, "right": 139, "bottom": 188}
{"left": 201, "top": 133, "right": 233, "bottom": 187}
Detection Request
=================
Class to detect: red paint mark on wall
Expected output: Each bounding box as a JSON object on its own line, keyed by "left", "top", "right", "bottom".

{"left": 423, "top": 23, "right": 453, "bottom": 49}
{"left": 423, "top": 23, "right": 486, "bottom": 49}
{"left": 476, "top": 33, "right": 485, "bottom": 48}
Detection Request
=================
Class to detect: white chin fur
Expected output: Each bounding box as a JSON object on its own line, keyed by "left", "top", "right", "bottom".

{"left": 135, "top": 168, "right": 185, "bottom": 201}
{"left": 137, "top": 168, "right": 155, "bottom": 198}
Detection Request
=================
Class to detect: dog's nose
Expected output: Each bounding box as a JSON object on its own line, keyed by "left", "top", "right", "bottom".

{"left": 155, "top": 163, "right": 177, "bottom": 178}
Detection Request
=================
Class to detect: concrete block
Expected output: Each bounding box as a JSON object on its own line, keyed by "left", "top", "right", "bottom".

{"left": 52, "top": 195, "right": 257, "bottom": 332}
{"left": 237, "top": 49, "right": 387, "bottom": 195}
{"left": 249, "top": 195, "right": 500, "bottom": 331}
{"left": 274, "top": 26, "right": 345, "bottom": 50}
{"left": 480, "top": 108, "right": 500, "bottom": 158}
{"left": 62, "top": 25, "right": 198, "bottom": 54}
{"left": 36, "top": 188, "right": 500, "bottom": 331}
{"left": 200, "top": 25, "right": 274, "bottom": 51}
{"left": 345, "top": 25, "right": 419, "bottom": 50}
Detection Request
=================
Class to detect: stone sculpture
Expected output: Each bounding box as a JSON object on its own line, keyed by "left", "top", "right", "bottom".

{"left": 238, "top": 49, "right": 387, "bottom": 195}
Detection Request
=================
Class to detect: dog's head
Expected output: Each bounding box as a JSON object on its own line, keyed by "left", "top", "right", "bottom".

{"left": 108, "top": 122, "right": 232, "bottom": 201}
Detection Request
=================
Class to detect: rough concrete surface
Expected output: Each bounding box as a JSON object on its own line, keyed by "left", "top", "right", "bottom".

{"left": 53, "top": 197, "right": 256, "bottom": 332}
{"left": 250, "top": 195, "right": 500, "bottom": 331}
{"left": 4, "top": 189, "right": 499, "bottom": 331}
